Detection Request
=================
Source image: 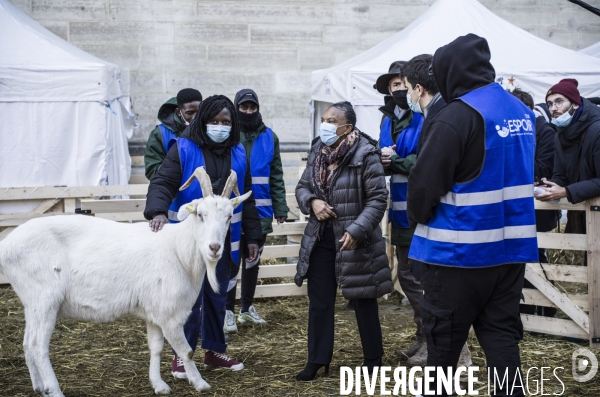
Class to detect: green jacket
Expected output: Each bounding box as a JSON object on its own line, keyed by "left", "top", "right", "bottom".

{"left": 241, "top": 123, "right": 289, "bottom": 235}
{"left": 377, "top": 100, "right": 418, "bottom": 247}
{"left": 144, "top": 97, "right": 187, "bottom": 181}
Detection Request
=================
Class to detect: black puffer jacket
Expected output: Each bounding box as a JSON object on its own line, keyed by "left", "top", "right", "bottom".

{"left": 295, "top": 131, "right": 392, "bottom": 300}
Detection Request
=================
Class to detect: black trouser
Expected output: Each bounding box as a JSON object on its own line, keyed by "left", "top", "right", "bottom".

{"left": 420, "top": 263, "right": 526, "bottom": 397}
{"left": 226, "top": 234, "right": 266, "bottom": 313}
{"left": 306, "top": 227, "right": 383, "bottom": 364}
{"left": 396, "top": 246, "right": 424, "bottom": 342}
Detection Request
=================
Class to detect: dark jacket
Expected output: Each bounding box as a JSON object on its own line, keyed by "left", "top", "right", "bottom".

{"left": 295, "top": 132, "right": 392, "bottom": 300}
{"left": 550, "top": 98, "right": 600, "bottom": 204}
{"left": 377, "top": 97, "right": 417, "bottom": 246}
{"left": 407, "top": 34, "right": 493, "bottom": 226}
{"left": 534, "top": 116, "right": 559, "bottom": 232}
{"left": 144, "top": 97, "right": 187, "bottom": 180}
{"left": 143, "top": 131, "right": 263, "bottom": 245}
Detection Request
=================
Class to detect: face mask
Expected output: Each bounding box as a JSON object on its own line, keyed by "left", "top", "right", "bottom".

{"left": 319, "top": 122, "right": 349, "bottom": 146}
{"left": 179, "top": 111, "right": 190, "bottom": 126}
{"left": 551, "top": 105, "right": 574, "bottom": 128}
{"left": 392, "top": 89, "right": 408, "bottom": 109}
{"left": 407, "top": 88, "right": 422, "bottom": 114}
{"left": 206, "top": 124, "right": 231, "bottom": 143}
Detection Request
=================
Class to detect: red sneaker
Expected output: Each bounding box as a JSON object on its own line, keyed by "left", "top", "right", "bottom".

{"left": 171, "top": 354, "right": 187, "bottom": 379}
{"left": 204, "top": 350, "right": 244, "bottom": 371}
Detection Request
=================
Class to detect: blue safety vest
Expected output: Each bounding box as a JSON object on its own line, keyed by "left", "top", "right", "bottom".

{"left": 408, "top": 83, "right": 539, "bottom": 268}
{"left": 167, "top": 138, "right": 247, "bottom": 264}
{"left": 379, "top": 112, "right": 423, "bottom": 227}
{"left": 250, "top": 128, "right": 275, "bottom": 219}
{"left": 158, "top": 124, "right": 177, "bottom": 154}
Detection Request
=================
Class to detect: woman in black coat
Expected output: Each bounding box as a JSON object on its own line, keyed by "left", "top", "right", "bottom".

{"left": 294, "top": 101, "right": 392, "bottom": 381}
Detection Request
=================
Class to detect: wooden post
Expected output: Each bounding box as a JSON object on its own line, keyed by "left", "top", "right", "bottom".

{"left": 586, "top": 196, "right": 600, "bottom": 349}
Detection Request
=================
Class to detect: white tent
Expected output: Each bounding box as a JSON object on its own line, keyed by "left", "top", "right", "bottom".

{"left": 0, "top": 0, "right": 133, "bottom": 198}
{"left": 581, "top": 42, "right": 600, "bottom": 58}
{"left": 311, "top": 0, "right": 600, "bottom": 139}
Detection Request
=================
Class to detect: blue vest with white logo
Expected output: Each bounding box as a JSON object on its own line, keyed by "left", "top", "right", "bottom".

{"left": 158, "top": 124, "right": 177, "bottom": 154}
{"left": 408, "top": 83, "right": 538, "bottom": 268}
{"left": 167, "top": 138, "right": 247, "bottom": 264}
{"left": 250, "top": 128, "right": 275, "bottom": 219}
{"left": 379, "top": 112, "right": 424, "bottom": 227}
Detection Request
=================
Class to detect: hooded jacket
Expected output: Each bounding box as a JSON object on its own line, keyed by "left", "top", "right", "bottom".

{"left": 550, "top": 98, "right": 600, "bottom": 205}
{"left": 234, "top": 89, "right": 289, "bottom": 235}
{"left": 295, "top": 132, "right": 392, "bottom": 300}
{"left": 407, "top": 34, "right": 493, "bottom": 225}
{"left": 144, "top": 97, "right": 187, "bottom": 180}
{"left": 534, "top": 116, "right": 560, "bottom": 232}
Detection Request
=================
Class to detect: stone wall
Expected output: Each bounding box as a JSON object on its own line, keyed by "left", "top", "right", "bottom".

{"left": 10, "top": 0, "right": 600, "bottom": 144}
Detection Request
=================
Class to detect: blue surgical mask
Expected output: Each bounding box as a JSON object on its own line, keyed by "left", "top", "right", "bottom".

{"left": 206, "top": 124, "right": 231, "bottom": 143}
{"left": 407, "top": 89, "right": 422, "bottom": 114}
{"left": 319, "top": 122, "right": 348, "bottom": 146}
{"left": 551, "top": 105, "right": 574, "bottom": 128}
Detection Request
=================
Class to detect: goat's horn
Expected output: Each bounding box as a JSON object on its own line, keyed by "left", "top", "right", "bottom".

{"left": 221, "top": 170, "right": 239, "bottom": 198}
{"left": 179, "top": 166, "right": 214, "bottom": 197}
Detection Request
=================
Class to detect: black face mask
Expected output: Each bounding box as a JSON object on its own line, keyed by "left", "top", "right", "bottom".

{"left": 392, "top": 89, "right": 408, "bottom": 110}
{"left": 237, "top": 110, "right": 262, "bottom": 131}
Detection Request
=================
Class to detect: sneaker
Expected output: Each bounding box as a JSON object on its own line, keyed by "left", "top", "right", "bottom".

{"left": 224, "top": 310, "right": 238, "bottom": 334}
{"left": 397, "top": 340, "right": 424, "bottom": 359}
{"left": 204, "top": 350, "right": 244, "bottom": 371}
{"left": 171, "top": 354, "right": 188, "bottom": 379}
{"left": 238, "top": 305, "right": 267, "bottom": 325}
{"left": 406, "top": 343, "right": 427, "bottom": 366}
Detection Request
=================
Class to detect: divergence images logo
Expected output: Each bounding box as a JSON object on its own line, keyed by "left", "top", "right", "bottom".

{"left": 496, "top": 114, "right": 533, "bottom": 138}
{"left": 572, "top": 348, "right": 598, "bottom": 382}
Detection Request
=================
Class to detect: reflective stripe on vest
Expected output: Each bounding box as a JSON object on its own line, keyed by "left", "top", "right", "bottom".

{"left": 250, "top": 128, "right": 275, "bottom": 219}
{"left": 167, "top": 138, "right": 247, "bottom": 264}
{"left": 408, "top": 83, "right": 539, "bottom": 268}
{"left": 158, "top": 124, "right": 177, "bottom": 154}
{"left": 379, "top": 113, "right": 423, "bottom": 227}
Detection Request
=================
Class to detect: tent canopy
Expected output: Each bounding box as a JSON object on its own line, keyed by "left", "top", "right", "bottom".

{"left": 0, "top": 0, "right": 132, "bottom": 194}
{"left": 311, "top": 0, "right": 600, "bottom": 138}
{"left": 581, "top": 42, "right": 600, "bottom": 58}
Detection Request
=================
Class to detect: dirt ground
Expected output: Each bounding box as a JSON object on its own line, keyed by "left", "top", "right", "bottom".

{"left": 1, "top": 285, "right": 599, "bottom": 397}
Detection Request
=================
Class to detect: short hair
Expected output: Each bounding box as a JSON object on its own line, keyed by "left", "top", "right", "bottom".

{"left": 177, "top": 88, "right": 202, "bottom": 108}
{"left": 329, "top": 101, "right": 357, "bottom": 128}
{"left": 400, "top": 54, "right": 438, "bottom": 95}
{"left": 509, "top": 87, "right": 534, "bottom": 110}
{"left": 188, "top": 95, "right": 240, "bottom": 146}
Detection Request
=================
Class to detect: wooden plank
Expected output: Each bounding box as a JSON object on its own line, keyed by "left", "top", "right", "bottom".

{"left": 94, "top": 212, "right": 147, "bottom": 222}
{"left": 262, "top": 245, "right": 299, "bottom": 259}
{"left": 63, "top": 198, "right": 77, "bottom": 213}
{"left": 537, "top": 232, "right": 587, "bottom": 250}
{"left": 0, "top": 185, "right": 149, "bottom": 200}
{"left": 236, "top": 282, "right": 306, "bottom": 299}
{"left": 31, "top": 198, "right": 60, "bottom": 214}
{"left": 521, "top": 314, "right": 589, "bottom": 339}
{"left": 534, "top": 198, "right": 586, "bottom": 211}
{"left": 81, "top": 199, "right": 146, "bottom": 213}
{"left": 0, "top": 227, "right": 15, "bottom": 242}
{"left": 586, "top": 196, "right": 600, "bottom": 348}
{"left": 525, "top": 264, "right": 589, "bottom": 333}
{"left": 0, "top": 212, "right": 76, "bottom": 227}
{"left": 525, "top": 263, "right": 588, "bottom": 283}
{"left": 271, "top": 221, "right": 307, "bottom": 236}
{"left": 258, "top": 264, "right": 297, "bottom": 279}
{"left": 521, "top": 288, "right": 588, "bottom": 311}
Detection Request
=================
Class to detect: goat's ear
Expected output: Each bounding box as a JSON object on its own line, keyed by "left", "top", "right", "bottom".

{"left": 177, "top": 201, "right": 198, "bottom": 221}
{"left": 230, "top": 190, "right": 252, "bottom": 210}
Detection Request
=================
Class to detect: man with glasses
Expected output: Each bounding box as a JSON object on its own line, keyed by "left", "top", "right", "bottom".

{"left": 536, "top": 79, "right": 600, "bottom": 234}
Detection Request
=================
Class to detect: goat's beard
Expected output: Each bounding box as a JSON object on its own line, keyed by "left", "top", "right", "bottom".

{"left": 205, "top": 259, "right": 220, "bottom": 294}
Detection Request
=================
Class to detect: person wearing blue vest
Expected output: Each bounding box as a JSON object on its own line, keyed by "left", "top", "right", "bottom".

{"left": 224, "top": 89, "right": 289, "bottom": 332}
{"left": 144, "top": 88, "right": 202, "bottom": 180}
{"left": 374, "top": 60, "right": 428, "bottom": 366}
{"left": 143, "top": 95, "right": 263, "bottom": 378}
{"left": 407, "top": 35, "right": 538, "bottom": 396}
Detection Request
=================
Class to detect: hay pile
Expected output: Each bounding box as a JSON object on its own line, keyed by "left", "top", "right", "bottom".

{"left": 1, "top": 286, "right": 599, "bottom": 396}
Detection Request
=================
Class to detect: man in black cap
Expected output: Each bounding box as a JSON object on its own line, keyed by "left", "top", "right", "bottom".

{"left": 375, "top": 61, "right": 427, "bottom": 366}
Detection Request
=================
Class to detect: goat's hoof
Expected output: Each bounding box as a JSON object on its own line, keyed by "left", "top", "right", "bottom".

{"left": 153, "top": 381, "right": 171, "bottom": 395}
{"left": 193, "top": 380, "right": 211, "bottom": 392}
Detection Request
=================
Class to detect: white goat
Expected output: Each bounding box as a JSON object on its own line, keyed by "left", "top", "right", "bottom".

{"left": 0, "top": 167, "right": 251, "bottom": 397}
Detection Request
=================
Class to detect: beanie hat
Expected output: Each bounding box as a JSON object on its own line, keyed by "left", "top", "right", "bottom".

{"left": 546, "top": 79, "right": 581, "bottom": 105}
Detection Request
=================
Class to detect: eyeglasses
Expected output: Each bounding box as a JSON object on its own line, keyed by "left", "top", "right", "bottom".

{"left": 546, "top": 98, "right": 569, "bottom": 109}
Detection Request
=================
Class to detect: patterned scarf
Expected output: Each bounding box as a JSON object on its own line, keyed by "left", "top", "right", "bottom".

{"left": 313, "top": 129, "right": 359, "bottom": 203}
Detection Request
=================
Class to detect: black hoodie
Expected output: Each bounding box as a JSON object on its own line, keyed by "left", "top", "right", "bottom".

{"left": 407, "top": 34, "right": 494, "bottom": 225}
